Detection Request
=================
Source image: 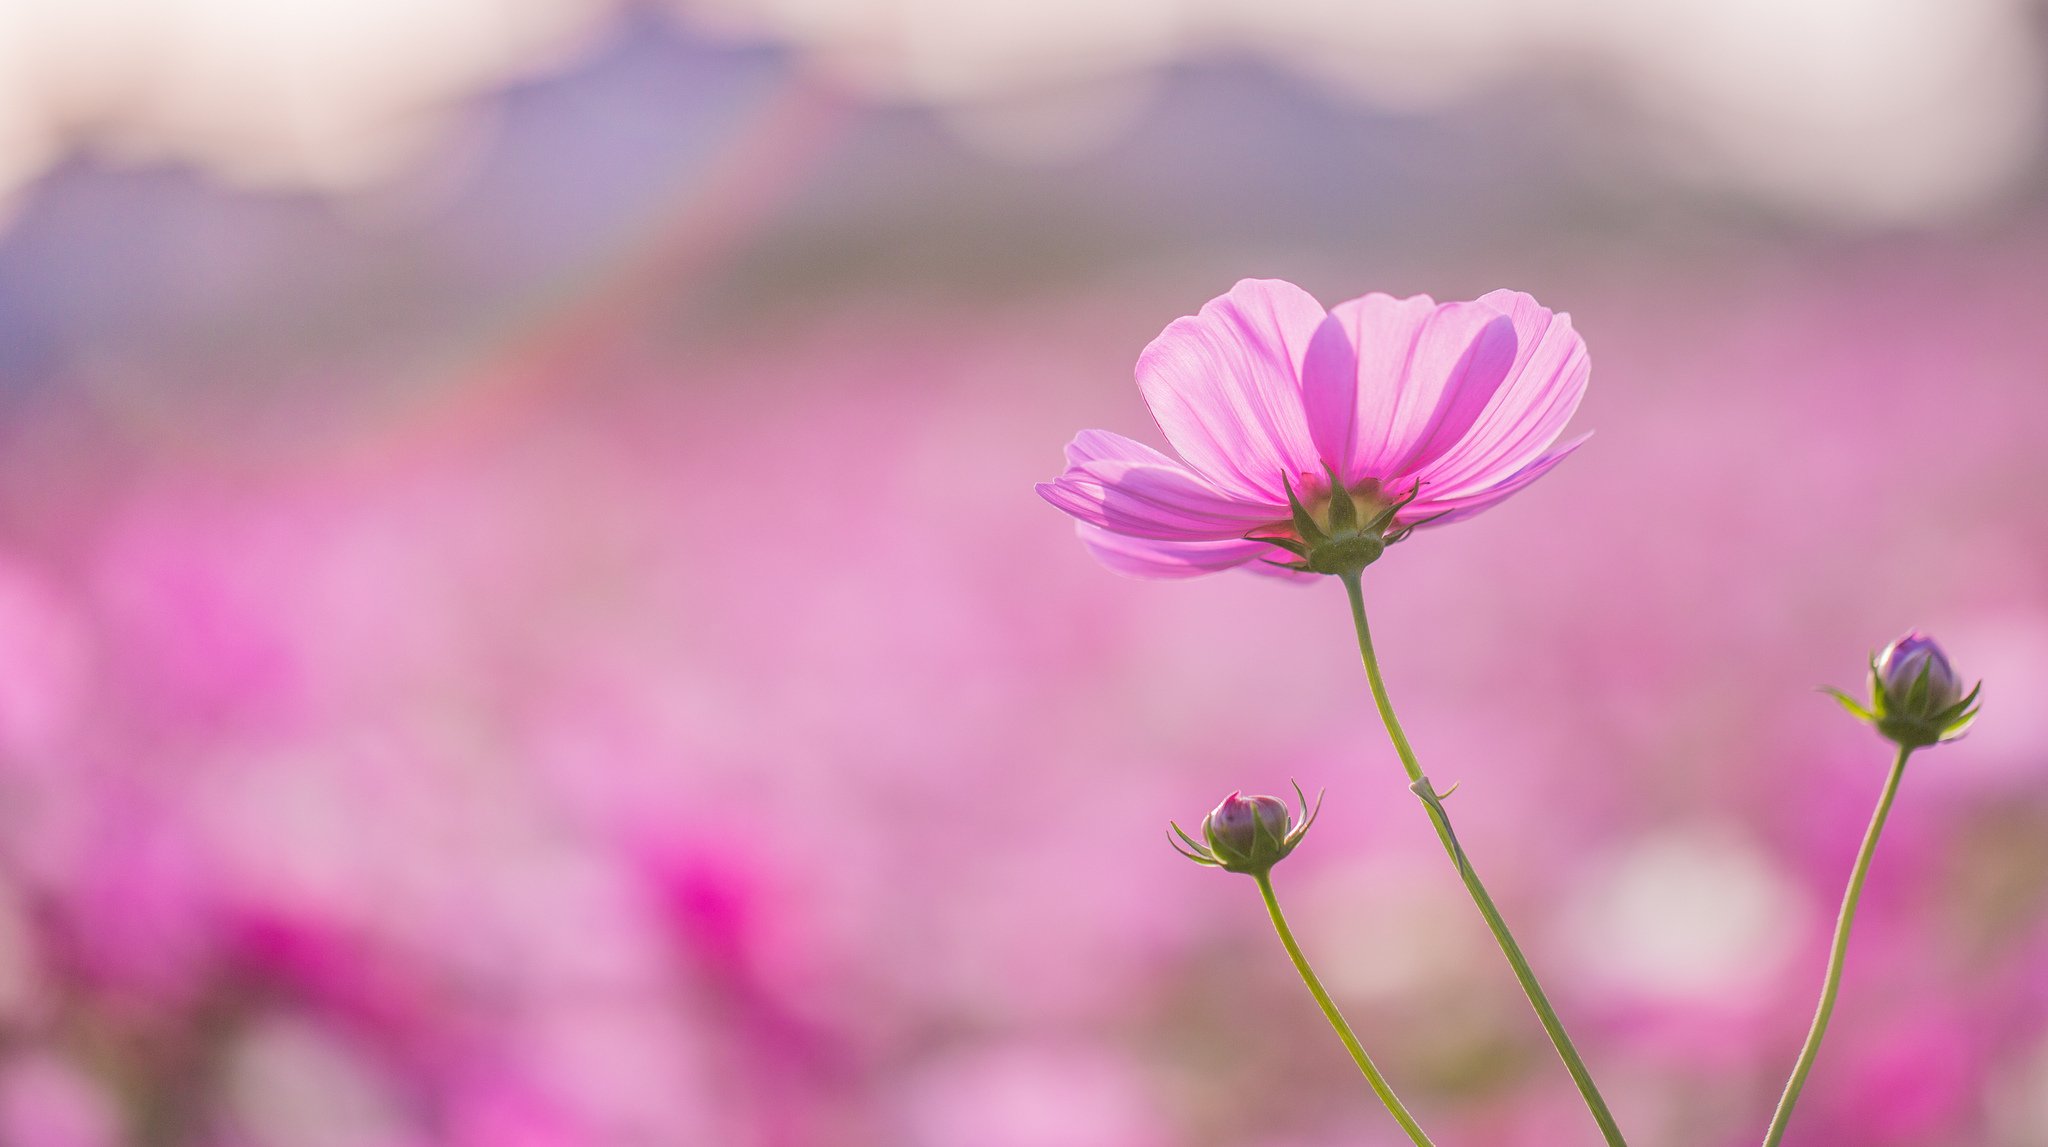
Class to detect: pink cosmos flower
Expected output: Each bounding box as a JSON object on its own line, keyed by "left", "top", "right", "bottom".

{"left": 1036, "top": 279, "right": 1590, "bottom": 578}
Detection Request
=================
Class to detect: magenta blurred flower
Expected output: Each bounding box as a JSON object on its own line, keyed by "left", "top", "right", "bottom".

{"left": 1036, "top": 279, "right": 1590, "bottom": 579}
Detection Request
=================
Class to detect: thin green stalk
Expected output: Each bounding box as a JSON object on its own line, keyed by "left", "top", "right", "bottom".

{"left": 1761, "top": 744, "right": 1913, "bottom": 1146}
{"left": 1340, "top": 572, "right": 1628, "bottom": 1147}
{"left": 1254, "top": 872, "right": 1436, "bottom": 1147}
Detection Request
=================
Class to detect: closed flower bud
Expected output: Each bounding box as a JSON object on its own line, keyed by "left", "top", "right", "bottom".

{"left": 1169, "top": 785, "right": 1323, "bottom": 876}
{"left": 1829, "top": 630, "right": 1982, "bottom": 750}
{"left": 1875, "top": 632, "right": 1963, "bottom": 716}
{"left": 1205, "top": 793, "right": 1293, "bottom": 869}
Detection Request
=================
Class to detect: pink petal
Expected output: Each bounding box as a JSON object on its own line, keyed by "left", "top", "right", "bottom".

{"left": 1414, "top": 290, "right": 1589, "bottom": 493}
{"left": 1035, "top": 456, "right": 1279, "bottom": 542}
{"left": 1063, "top": 428, "right": 1179, "bottom": 469}
{"left": 1302, "top": 294, "right": 1518, "bottom": 486}
{"left": 1074, "top": 524, "right": 1275, "bottom": 580}
{"left": 1135, "top": 279, "right": 1327, "bottom": 504}
{"left": 1400, "top": 433, "right": 1589, "bottom": 527}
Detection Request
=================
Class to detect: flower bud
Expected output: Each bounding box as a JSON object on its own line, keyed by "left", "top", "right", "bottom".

{"left": 1829, "top": 630, "right": 1981, "bottom": 750}
{"left": 1169, "top": 785, "right": 1323, "bottom": 876}
{"left": 1205, "top": 793, "right": 1293, "bottom": 869}
{"left": 1875, "top": 632, "right": 1963, "bottom": 715}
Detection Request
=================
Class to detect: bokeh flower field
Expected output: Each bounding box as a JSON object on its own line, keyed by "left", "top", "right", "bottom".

{"left": 1, "top": 7, "right": 2047, "bottom": 1145}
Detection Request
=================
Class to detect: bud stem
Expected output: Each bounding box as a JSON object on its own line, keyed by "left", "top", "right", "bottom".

{"left": 1339, "top": 572, "right": 1629, "bottom": 1147}
{"left": 1760, "top": 743, "right": 1914, "bottom": 1147}
{"left": 1253, "top": 872, "right": 1436, "bottom": 1147}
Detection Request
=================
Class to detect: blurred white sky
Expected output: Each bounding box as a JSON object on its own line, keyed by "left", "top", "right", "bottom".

{"left": 0, "top": 0, "right": 2041, "bottom": 224}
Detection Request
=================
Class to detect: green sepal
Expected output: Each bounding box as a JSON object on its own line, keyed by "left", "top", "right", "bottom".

{"left": 1372, "top": 488, "right": 1433, "bottom": 542}
{"left": 1286, "top": 780, "right": 1325, "bottom": 847}
{"left": 1903, "top": 658, "right": 1933, "bottom": 712}
{"left": 1386, "top": 510, "right": 1446, "bottom": 544}
{"left": 1281, "top": 474, "right": 1326, "bottom": 546}
{"left": 1822, "top": 686, "right": 1875, "bottom": 722}
{"left": 1939, "top": 681, "right": 1983, "bottom": 720}
{"left": 1250, "top": 806, "right": 1284, "bottom": 854}
{"left": 1322, "top": 465, "right": 1358, "bottom": 532}
{"left": 1246, "top": 532, "right": 1310, "bottom": 557}
{"left": 1936, "top": 682, "right": 1984, "bottom": 740}
{"left": 1168, "top": 822, "right": 1217, "bottom": 866}
{"left": 1362, "top": 480, "right": 1424, "bottom": 532}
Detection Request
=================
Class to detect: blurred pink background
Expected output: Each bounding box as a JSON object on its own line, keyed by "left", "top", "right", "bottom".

{"left": 0, "top": 3, "right": 2046, "bottom": 1144}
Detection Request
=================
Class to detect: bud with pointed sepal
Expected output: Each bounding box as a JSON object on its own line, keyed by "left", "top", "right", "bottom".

{"left": 1828, "top": 630, "right": 1981, "bottom": 750}
{"left": 1170, "top": 783, "right": 1324, "bottom": 875}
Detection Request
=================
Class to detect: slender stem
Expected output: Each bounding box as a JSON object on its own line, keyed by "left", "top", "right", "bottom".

{"left": 1340, "top": 572, "right": 1628, "bottom": 1147}
{"left": 1760, "top": 744, "right": 1913, "bottom": 1146}
{"left": 1254, "top": 872, "right": 1436, "bottom": 1147}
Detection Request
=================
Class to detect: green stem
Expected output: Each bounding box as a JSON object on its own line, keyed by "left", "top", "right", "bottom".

{"left": 1760, "top": 743, "right": 1913, "bottom": 1146}
{"left": 1255, "top": 872, "right": 1436, "bottom": 1147}
{"left": 1340, "top": 572, "right": 1628, "bottom": 1147}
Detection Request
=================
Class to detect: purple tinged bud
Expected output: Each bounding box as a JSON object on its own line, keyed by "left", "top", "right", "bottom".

{"left": 1876, "top": 631, "right": 1963, "bottom": 714}
{"left": 1842, "top": 630, "right": 1981, "bottom": 750}
{"left": 1169, "top": 783, "right": 1324, "bottom": 874}
{"left": 1202, "top": 792, "right": 1301, "bottom": 874}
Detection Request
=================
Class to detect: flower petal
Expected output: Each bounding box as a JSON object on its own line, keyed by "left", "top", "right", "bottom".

{"left": 1414, "top": 290, "right": 1589, "bottom": 494}
{"left": 1074, "top": 524, "right": 1276, "bottom": 579}
{"left": 1302, "top": 293, "right": 1518, "bottom": 486}
{"left": 1135, "top": 279, "right": 1327, "bottom": 503}
{"left": 1036, "top": 455, "right": 1279, "bottom": 542}
{"left": 1063, "top": 428, "right": 1180, "bottom": 469}
{"left": 1401, "top": 433, "right": 1589, "bottom": 527}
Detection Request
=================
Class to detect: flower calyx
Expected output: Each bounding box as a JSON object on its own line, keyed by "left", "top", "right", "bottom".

{"left": 1827, "top": 630, "right": 1981, "bottom": 750}
{"left": 1169, "top": 782, "right": 1325, "bottom": 876}
{"left": 1252, "top": 471, "right": 1429, "bottom": 577}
